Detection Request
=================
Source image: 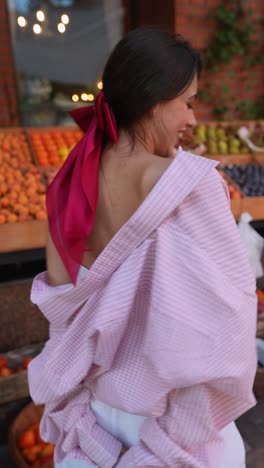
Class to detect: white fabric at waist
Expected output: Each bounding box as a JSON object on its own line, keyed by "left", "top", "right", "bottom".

{"left": 91, "top": 397, "right": 246, "bottom": 468}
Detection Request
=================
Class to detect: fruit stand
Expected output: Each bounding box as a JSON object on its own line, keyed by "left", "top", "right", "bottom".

{"left": 0, "top": 121, "right": 263, "bottom": 468}
{"left": 0, "top": 121, "right": 263, "bottom": 257}
{"left": 0, "top": 127, "right": 83, "bottom": 256}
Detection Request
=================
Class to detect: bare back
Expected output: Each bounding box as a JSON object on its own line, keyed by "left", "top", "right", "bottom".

{"left": 82, "top": 146, "right": 173, "bottom": 268}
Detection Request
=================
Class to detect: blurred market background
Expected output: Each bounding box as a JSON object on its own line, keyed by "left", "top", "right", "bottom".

{"left": 0, "top": 1, "right": 263, "bottom": 467}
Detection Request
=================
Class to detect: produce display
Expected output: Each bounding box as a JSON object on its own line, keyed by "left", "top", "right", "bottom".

{"left": 218, "top": 170, "right": 242, "bottom": 199}
{"left": 221, "top": 164, "right": 264, "bottom": 197}
{"left": 0, "top": 122, "right": 262, "bottom": 233}
{"left": 194, "top": 124, "right": 249, "bottom": 155}
{"left": 29, "top": 129, "right": 83, "bottom": 166}
{"left": 179, "top": 122, "right": 263, "bottom": 155}
{"left": 18, "top": 422, "right": 54, "bottom": 466}
{"left": 0, "top": 355, "right": 32, "bottom": 377}
{"left": 0, "top": 162, "right": 47, "bottom": 223}
{"left": 0, "top": 130, "right": 32, "bottom": 165}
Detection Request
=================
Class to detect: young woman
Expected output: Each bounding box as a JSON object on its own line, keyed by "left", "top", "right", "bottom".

{"left": 28, "top": 28, "right": 257, "bottom": 467}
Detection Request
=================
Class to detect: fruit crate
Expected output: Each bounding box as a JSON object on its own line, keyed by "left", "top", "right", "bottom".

{"left": 0, "top": 342, "right": 45, "bottom": 405}
{"left": 0, "top": 127, "right": 48, "bottom": 237}
{"left": 26, "top": 126, "right": 83, "bottom": 187}
{"left": 26, "top": 126, "right": 83, "bottom": 168}
{"left": 220, "top": 156, "right": 264, "bottom": 221}
{"left": 0, "top": 128, "right": 34, "bottom": 167}
{"left": 0, "top": 219, "right": 47, "bottom": 253}
{"left": 9, "top": 402, "right": 54, "bottom": 468}
{"left": 181, "top": 120, "right": 264, "bottom": 160}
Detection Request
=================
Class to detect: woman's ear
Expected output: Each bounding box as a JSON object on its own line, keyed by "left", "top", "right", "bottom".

{"left": 151, "top": 103, "right": 160, "bottom": 117}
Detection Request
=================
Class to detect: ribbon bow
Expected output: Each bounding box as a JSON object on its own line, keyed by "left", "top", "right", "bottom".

{"left": 46, "top": 92, "right": 118, "bottom": 284}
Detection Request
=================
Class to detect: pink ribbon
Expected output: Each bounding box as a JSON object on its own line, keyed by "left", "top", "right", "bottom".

{"left": 46, "top": 92, "right": 118, "bottom": 283}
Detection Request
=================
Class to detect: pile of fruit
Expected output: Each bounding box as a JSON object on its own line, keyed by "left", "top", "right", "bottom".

{"left": 221, "top": 164, "right": 264, "bottom": 197}
{"left": 180, "top": 124, "right": 250, "bottom": 155}
{"left": 0, "top": 130, "right": 47, "bottom": 223}
{"left": 0, "top": 355, "right": 32, "bottom": 377}
{"left": 0, "top": 162, "right": 47, "bottom": 223}
{"left": 218, "top": 170, "right": 242, "bottom": 199}
{"left": 0, "top": 130, "right": 32, "bottom": 165}
{"left": 18, "top": 422, "right": 54, "bottom": 466}
{"left": 29, "top": 129, "right": 83, "bottom": 166}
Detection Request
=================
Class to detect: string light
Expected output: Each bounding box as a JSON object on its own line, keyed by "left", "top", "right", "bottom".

{"left": 97, "top": 81, "right": 103, "bottom": 90}
{"left": 61, "top": 14, "right": 69, "bottom": 25}
{"left": 81, "top": 93, "right": 89, "bottom": 101}
{"left": 87, "top": 94, "right": 94, "bottom": 102}
{"left": 36, "top": 10, "right": 45, "bottom": 22}
{"left": 72, "top": 94, "right": 79, "bottom": 102}
{"left": 33, "top": 24, "right": 42, "bottom": 34}
{"left": 58, "top": 23, "right": 66, "bottom": 33}
{"left": 17, "top": 16, "right": 27, "bottom": 27}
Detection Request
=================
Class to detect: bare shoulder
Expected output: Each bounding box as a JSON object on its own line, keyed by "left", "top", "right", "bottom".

{"left": 141, "top": 155, "right": 174, "bottom": 199}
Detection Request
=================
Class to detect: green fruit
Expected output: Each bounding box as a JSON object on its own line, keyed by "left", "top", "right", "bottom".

{"left": 208, "top": 141, "right": 218, "bottom": 155}
{"left": 229, "top": 146, "right": 239, "bottom": 154}
{"left": 216, "top": 128, "right": 226, "bottom": 140}
{"left": 217, "top": 140, "right": 228, "bottom": 154}
{"left": 206, "top": 126, "right": 216, "bottom": 139}
{"left": 229, "top": 137, "right": 240, "bottom": 148}
{"left": 194, "top": 125, "right": 206, "bottom": 142}
{"left": 193, "top": 135, "right": 203, "bottom": 145}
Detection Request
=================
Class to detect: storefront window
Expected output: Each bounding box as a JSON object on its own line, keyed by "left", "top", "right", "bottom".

{"left": 7, "top": 0, "right": 124, "bottom": 126}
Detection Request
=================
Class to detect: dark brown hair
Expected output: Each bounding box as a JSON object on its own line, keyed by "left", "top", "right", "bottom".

{"left": 103, "top": 28, "right": 202, "bottom": 131}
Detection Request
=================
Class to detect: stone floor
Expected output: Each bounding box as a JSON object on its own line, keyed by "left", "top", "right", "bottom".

{"left": 0, "top": 399, "right": 263, "bottom": 467}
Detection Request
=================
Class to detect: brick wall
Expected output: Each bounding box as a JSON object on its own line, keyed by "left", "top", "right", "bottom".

{"left": 123, "top": 0, "right": 176, "bottom": 33}
{"left": 0, "top": 0, "right": 19, "bottom": 126}
{"left": 174, "top": 0, "right": 264, "bottom": 121}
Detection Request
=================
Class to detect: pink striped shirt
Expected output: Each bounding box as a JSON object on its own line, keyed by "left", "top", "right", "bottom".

{"left": 28, "top": 148, "right": 257, "bottom": 467}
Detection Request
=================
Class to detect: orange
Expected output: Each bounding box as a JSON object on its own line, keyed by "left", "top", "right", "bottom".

{"left": 39, "top": 443, "right": 54, "bottom": 458}
{"left": 21, "top": 357, "right": 33, "bottom": 369}
{"left": 1, "top": 197, "right": 9, "bottom": 208}
{"left": 22, "top": 446, "right": 39, "bottom": 463}
{"left": 36, "top": 210, "right": 47, "bottom": 220}
{"left": 18, "top": 429, "right": 36, "bottom": 449}
{"left": 7, "top": 213, "right": 17, "bottom": 223}
{"left": 257, "top": 289, "right": 264, "bottom": 301}
{"left": 0, "top": 367, "right": 13, "bottom": 376}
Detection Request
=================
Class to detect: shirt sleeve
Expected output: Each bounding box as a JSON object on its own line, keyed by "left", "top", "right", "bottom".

{"left": 39, "top": 384, "right": 122, "bottom": 468}
{"left": 29, "top": 272, "right": 123, "bottom": 468}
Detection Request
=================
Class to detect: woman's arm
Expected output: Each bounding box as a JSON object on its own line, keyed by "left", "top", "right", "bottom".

{"left": 46, "top": 228, "right": 72, "bottom": 286}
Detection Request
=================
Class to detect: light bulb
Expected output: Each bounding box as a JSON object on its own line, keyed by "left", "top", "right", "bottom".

{"left": 81, "top": 93, "right": 89, "bottom": 101}
{"left": 61, "top": 14, "right": 69, "bottom": 25}
{"left": 58, "top": 23, "right": 66, "bottom": 33}
{"left": 97, "top": 81, "right": 103, "bottom": 90}
{"left": 17, "top": 16, "right": 27, "bottom": 27}
{"left": 87, "top": 94, "right": 94, "bottom": 102}
{"left": 33, "top": 24, "right": 42, "bottom": 34}
{"left": 36, "top": 10, "right": 45, "bottom": 22}
{"left": 72, "top": 94, "right": 79, "bottom": 102}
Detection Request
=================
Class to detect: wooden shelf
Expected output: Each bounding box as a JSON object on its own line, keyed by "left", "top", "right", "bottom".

{"left": 0, "top": 220, "right": 47, "bottom": 253}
